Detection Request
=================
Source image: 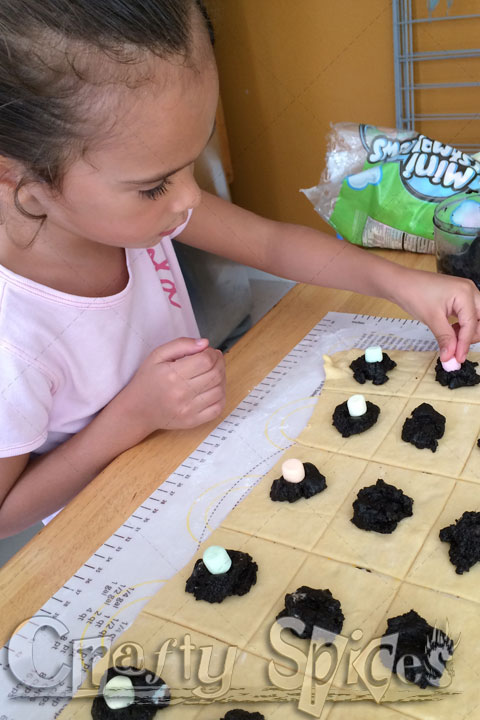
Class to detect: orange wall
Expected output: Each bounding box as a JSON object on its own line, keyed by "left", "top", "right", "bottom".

{"left": 206, "top": 0, "right": 397, "bottom": 233}
{"left": 206, "top": 0, "right": 480, "bottom": 232}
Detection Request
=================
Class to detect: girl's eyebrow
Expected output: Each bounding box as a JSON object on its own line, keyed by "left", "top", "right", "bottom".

{"left": 122, "top": 122, "right": 217, "bottom": 186}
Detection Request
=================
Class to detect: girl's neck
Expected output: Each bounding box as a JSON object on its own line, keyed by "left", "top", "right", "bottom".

{"left": 0, "top": 226, "right": 129, "bottom": 298}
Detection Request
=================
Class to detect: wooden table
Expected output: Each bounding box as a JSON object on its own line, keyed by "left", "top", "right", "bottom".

{"left": 0, "top": 250, "right": 435, "bottom": 647}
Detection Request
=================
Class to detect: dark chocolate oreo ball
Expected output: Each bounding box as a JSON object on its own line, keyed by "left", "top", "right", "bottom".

{"left": 401, "top": 402, "right": 445, "bottom": 452}
{"left": 91, "top": 666, "right": 170, "bottom": 720}
{"left": 270, "top": 462, "right": 326, "bottom": 502}
{"left": 349, "top": 351, "right": 396, "bottom": 385}
{"left": 185, "top": 549, "right": 257, "bottom": 603}
{"left": 381, "top": 610, "right": 454, "bottom": 689}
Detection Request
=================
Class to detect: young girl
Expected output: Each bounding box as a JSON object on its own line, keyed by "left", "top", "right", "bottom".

{"left": 0, "top": 0, "right": 479, "bottom": 538}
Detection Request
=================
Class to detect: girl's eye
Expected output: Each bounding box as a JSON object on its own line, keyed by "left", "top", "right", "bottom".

{"left": 139, "top": 178, "right": 171, "bottom": 200}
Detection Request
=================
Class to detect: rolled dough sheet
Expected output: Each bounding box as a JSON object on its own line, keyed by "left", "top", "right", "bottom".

{"left": 141, "top": 528, "right": 307, "bottom": 649}
{"left": 371, "top": 582, "right": 478, "bottom": 720}
{"left": 407, "top": 478, "right": 480, "bottom": 603}
{"left": 296, "top": 390, "right": 408, "bottom": 460}
{"left": 372, "top": 396, "right": 480, "bottom": 478}
{"left": 57, "top": 348, "right": 480, "bottom": 720}
{"left": 323, "top": 349, "right": 434, "bottom": 398}
{"left": 314, "top": 461, "right": 455, "bottom": 579}
{"left": 223, "top": 446, "right": 367, "bottom": 551}
{"left": 413, "top": 352, "right": 480, "bottom": 405}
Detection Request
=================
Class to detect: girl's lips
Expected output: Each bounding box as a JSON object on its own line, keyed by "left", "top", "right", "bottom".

{"left": 159, "top": 227, "right": 177, "bottom": 237}
{"left": 158, "top": 216, "right": 188, "bottom": 237}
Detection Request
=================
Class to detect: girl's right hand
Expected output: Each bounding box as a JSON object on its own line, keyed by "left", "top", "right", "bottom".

{"left": 121, "top": 337, "right": 226, "bottom": 433}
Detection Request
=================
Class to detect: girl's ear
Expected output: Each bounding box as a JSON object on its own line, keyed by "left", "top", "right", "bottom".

{"left": 15, "top": 181, "right": 47, "bottom": 218}
{"left": 0, "top": 156, "right": 21, "bottom": 188}
{"left": 0, "top": 158, "right": 47, "bottom": 218}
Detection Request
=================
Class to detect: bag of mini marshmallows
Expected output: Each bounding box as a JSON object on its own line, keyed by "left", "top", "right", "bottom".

{"left": 301, "top": 123, "right": 480, "bottom": 253}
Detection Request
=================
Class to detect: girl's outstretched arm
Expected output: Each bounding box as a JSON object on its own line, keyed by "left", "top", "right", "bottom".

{"left": 179, "top": 191, "right": 480, "bottom": 363}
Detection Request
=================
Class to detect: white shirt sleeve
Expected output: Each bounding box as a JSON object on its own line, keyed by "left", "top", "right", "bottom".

{"left": 0, "top": 345, "right": 54, "bottom": 457}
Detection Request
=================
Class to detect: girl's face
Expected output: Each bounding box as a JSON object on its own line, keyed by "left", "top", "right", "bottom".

{"left": 28, "top": 30, "right": 219, "bottom": 250}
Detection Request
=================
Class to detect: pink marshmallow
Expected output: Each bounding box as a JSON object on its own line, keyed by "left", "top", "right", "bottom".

{"left": 441, "top": 357, "right": 461, "bottom": 372}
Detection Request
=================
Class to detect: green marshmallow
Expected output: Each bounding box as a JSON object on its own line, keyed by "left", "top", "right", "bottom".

{"left": 104, "top": 675, "right": 135, "bottom": 710}
{"left": 365, "top": 345, "right": 383, "bottom": 363}
{"left": 202, "top": 546, "right": 232, "bottom": 575}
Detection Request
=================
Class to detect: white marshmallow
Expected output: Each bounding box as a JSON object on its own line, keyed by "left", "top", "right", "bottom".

{"left": 451, "top": 199, "right": 480, "bottom": 229}
{"left": 441, "top": 357, "right": 461, "bottom": 372}
{"left": 347, "top": 394, "right": 367, "bottom": 417}
{"left": 365, "top": 345, "right": 383, "bottom": 363}
{"left": 104, "top": 675, "right": 135, "bottom": 710}
{"left": 282, "top": 458, "right": 305, "bottom": 483}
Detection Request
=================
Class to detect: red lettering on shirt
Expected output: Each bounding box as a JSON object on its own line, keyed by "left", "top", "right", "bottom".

{"left": 161, "top": 279, "right": 181, "bottom": 308}
{"left": 147, "top": 247, "right": 181, "bottom": 308}
{"left": 147, "top": 249, "right": 170, "bottom": 272}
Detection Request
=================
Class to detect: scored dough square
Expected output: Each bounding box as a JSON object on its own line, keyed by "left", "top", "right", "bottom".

{"left": 327, "top": 702, "right": 416, "bottom": 719}
{"left": 323, "top": 349, "right": 434, "bottom": 397}
{"left": 194, "top": 693, "right": 335, "bottom": 719}
{"left": 372, "top": 583, "right": 478, "bottom": 720}
{"left": 460, "top": 441, "right": 480, "bottom": 484}
{"left": 247, "top": 553, "right": 400, "bottom": 685}
{"left": 407, "top": 479, "right": 480, "bottom": 603}
{"left": 195, "top": 701, "right": 321, "bottom": 720}
{"left": 142, "top": 528, "right": 307, "bottom": 648}
{"left": 314, "top": 462, "right": 455, "bottom": 580}
{"left": 222, "top": 445, "right": 367, "bottom": 551}
{"left": 413, "top": 352, "right": 480, "bottom": 405}
{"left": 118, "top": 619, "right": 273, "bottom": 719}
{"left": 296, "top": 390, "right": 408, "bottom": 460}
{"left": 372, "top": 397, "right": 480, "bottom": 478}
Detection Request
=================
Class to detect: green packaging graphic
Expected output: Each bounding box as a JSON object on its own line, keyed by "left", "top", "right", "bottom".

{"left": 302, "top": 123, "right": 480, "bottom": 253}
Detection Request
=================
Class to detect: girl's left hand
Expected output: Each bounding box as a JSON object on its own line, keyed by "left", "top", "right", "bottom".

{"left": 393, "top": 269, "right": 480, "bottom": 363}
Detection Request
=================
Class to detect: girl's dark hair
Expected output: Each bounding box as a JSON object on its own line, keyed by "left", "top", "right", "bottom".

{"left": 0, "top": 0, "right": 213, "bottom": 234}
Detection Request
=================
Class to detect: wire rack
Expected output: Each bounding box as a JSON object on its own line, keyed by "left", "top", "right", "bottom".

{"left": 393, "top": 0, "right": 480, "bottom": 154}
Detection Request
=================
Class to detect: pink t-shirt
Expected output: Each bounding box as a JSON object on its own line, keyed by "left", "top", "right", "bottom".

{"left": 0, "top": 211, "right": 198, "bottom": 458}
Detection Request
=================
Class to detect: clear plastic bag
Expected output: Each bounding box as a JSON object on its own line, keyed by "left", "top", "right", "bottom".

{"left": 301, "top": 123, "right": 480, "bottom": 253}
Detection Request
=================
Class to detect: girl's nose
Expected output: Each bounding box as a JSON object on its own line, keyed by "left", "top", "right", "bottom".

{"left": 171, "top": 166, "right": 202, "bottom": 214}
